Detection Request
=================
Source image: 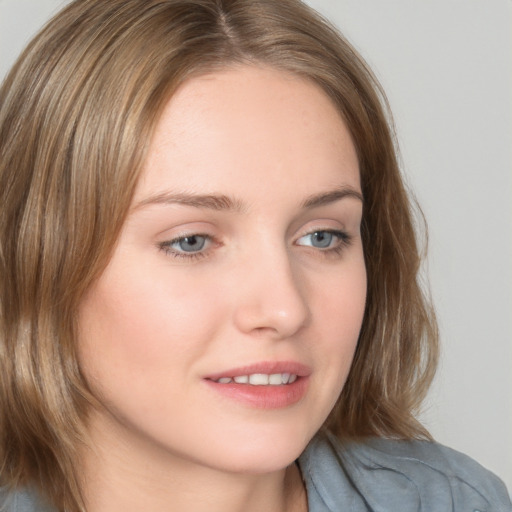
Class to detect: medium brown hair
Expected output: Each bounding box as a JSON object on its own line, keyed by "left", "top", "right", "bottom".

{"left": 0, "top": 0, "right": 438, "bottom": 510}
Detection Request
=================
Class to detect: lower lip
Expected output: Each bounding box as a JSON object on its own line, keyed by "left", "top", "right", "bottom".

{"left": 204, "top": 377, "right": 309, "bottom": 409}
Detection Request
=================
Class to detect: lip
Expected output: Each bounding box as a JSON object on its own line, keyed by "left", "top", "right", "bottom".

{"left": 203, "top": 361, "right": 311, "bottom": 409}
{"left": 204, "top": 361, "right": 311, "bottom": 381}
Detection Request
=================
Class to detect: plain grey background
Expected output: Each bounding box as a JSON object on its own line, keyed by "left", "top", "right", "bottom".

{"left": 1, "top": 0, "right": 511, "bottom": 494}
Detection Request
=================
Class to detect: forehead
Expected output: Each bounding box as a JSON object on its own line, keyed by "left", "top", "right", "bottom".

{"left": 137, "top": 65, "right": 360, "bottom": 203}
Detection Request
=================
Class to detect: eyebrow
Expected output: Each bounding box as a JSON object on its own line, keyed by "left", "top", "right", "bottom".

{"left": 133, "top": 192, "right": 246, "bottom": 212}
{"left": 133, "top": 186, "right": 363, "bottom": 212}
{"left": 300, "top": 187, "right": 363, "bottom": 209}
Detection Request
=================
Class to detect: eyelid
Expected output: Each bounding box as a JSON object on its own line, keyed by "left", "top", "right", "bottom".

{"left": 295, "top": 228, "right": 350, "bottom": 245}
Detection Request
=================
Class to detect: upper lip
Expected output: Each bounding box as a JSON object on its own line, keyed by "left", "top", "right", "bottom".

{"left": 204, "top": 361, "right": 311, "bottom": 380}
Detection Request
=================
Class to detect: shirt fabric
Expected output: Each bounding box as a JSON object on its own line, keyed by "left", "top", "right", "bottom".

{"left": 1, "top": 432, "right": 511, "bottom": 511}
{"left": 300, "top": 431, "right": 511, "bottom": 511}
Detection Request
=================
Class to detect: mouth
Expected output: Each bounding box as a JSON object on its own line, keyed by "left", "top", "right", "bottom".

{"left": 209, "top": 373, "right": 298, "bottom": 386}
{"left": 203, "top": 362, "right": 310, "bottom": 409}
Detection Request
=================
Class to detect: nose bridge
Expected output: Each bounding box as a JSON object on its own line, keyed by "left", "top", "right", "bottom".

{"left": 232, "top": 237, "right": 310, "bottom": 338}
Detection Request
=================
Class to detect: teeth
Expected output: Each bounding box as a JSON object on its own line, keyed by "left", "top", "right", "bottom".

{"left": 249, "top": 373, "right": 268, "bottom": 385}
{"left": 268, "top": 373, "right": 283, "bottom": 385}
{"left": 215, "top": 373, "right": 298, "bottom": 385}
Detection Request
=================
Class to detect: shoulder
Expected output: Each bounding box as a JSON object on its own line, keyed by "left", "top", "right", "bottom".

{"left": 299, "top": 431, "right": 512, "bottom": 512}
{"left": 0, "top": 485, "right": 54, "bottom": 512}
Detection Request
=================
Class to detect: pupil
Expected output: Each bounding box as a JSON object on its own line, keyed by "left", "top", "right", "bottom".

{"left": 180, "top": 236, "right": 205, "bottom": 252}
{"left": 313, "top": 231, "right": 332, "bottom": 248}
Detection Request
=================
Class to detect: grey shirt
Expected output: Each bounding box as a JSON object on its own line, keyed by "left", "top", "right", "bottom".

{"left": 300, "top": 432, "right": 512, "bottom": 511}
{"left": 2, "top": 432, "right": 511, "bottom": 511}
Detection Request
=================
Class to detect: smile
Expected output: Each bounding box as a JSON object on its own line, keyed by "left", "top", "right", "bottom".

{"left": 204, "top": 363, "right": 310, "bottom": 409}
{"left": 213, "top": 373, "right": 298, "bottom": 385}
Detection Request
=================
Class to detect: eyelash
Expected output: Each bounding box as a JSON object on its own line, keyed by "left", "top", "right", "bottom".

{"left": 300, "top": 229, "right": 352, "bottom": 257}
{"left": 158, "top": 229, "right": 352, "bottom": 261}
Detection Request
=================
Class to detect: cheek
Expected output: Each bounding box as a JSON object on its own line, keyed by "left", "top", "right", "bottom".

{"left": 319, "top": 251, "right": 366, "bottom": 330}
{"left": 77, "top": 263, "right": 224, "bottom": 387}
{"left": 315, "top": 255, "right": 367, "bottom": 379}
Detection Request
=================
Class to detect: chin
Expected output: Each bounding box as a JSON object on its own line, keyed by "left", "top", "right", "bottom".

{"left": 204, "top": 446, "right": 302, "bottom": 475}
{"left": 191, "top": 421, "right": 316, "bottom": 475}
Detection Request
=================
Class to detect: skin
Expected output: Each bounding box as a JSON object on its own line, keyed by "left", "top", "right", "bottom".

{"left": 78, "top": 65, "right": 367, "bottom": 512}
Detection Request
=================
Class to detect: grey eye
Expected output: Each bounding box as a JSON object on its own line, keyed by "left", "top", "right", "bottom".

{"left": 173, "top": 235, "right": 207, "bottom": 253}
{"left": 310, "top": 231, "right": 333, "bottom": 248}
{"left": 297, "top": 231, "right": 335, "bottom": 249}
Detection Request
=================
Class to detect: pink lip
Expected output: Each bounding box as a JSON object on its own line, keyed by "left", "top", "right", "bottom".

{"left": 204, "top": 361, "right": 311, "bottom": 381}
{"left": 203, "top": 361, "right": 311, "bottom": 409}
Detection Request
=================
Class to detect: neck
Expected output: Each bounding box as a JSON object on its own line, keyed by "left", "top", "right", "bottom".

{"left": 78, "top": 409, "right": 307, "bottom": 512}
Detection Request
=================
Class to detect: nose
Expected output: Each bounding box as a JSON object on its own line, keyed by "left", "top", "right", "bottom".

{"left": 231, "top": 247, "right": 310, "bottom": 339}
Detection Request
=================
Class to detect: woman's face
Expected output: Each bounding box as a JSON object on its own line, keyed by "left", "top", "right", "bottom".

{"left": 78, "top": 65, "right": 366, "bottom": 474}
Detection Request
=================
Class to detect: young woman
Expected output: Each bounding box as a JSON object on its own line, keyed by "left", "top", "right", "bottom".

{"left": 0, "top": 1, "right": 510, "bottom": 511}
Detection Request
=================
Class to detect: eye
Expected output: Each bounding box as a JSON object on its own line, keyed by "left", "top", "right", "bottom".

{"left": 159, "top": 234, "right": 212, "bottom": 259}
{"left": 171, "top": 235, "right": 208, "bottom": 253}
{"left": 296, "top": 230, "right": 350, "bottom": 250}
